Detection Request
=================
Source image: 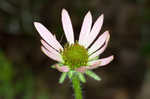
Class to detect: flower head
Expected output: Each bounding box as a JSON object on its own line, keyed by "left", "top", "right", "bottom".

{"left": 34, "top": 9, "right": 114, "bottom": 83}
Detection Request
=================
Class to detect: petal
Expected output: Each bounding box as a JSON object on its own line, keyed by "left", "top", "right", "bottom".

{"left": 87, "top": 55, "right": 114, "bottom": 69}
{"left": 41, "top": 39, "right": 61, "bottom": 56}
{"left": 34, "top": 22, "right": 63, "bottom": 51}
{"left": 41, "top": 46, "right": 63, "bottom": 62}
{"left": 84, "top": 14, "right": 104, "bottom": 48}
{"left": 61, "top": 9, "right": 74, "bottom": 44}
{"left": 89, "top": 33, "right": 110, "bottom": 59}
{"left": 88, "top": 31, "right": 109, "bottom": 55}
{"left": 79, "top": 11, "right": 92, "bottom": 46}
{"left": 55, "top": 64, "right": 69, "bottom": 72}
{"left": 53, "top": 34, "right": 56, "bottom": 39}
{"left": 75, "top": 66, "right": 87, "bottom": 73}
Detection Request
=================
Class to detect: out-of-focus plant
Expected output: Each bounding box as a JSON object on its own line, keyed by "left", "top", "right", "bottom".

{"left": 140, "top": 0, "right": 150, "bottom": 58}
{"left": 0, "top": 50, "right": 15, "bottom": 99}
{"left": 0, "top": 50, "right": 48, "bottom": 99}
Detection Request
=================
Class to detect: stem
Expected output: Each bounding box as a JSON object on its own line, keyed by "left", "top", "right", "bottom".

{"left": 72, "top": 74, "right": 83, "bottom": 99}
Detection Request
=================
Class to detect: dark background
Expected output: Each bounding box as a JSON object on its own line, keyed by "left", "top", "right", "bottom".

{"left": 0, "top": 0, "right": 150, "bottom": 99}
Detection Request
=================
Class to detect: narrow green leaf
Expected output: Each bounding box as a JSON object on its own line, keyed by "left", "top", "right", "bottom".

{"left": 59, "top": 72, "right": 67, "bottom": 84}
{"left": 85, "top": 70, "right": 101, "bottom": 81}
{"left": 68, "top": 70, "right": 75, "bottom": 79}
{"left": 78, "top": 72, "right": 86, "bottom": 83}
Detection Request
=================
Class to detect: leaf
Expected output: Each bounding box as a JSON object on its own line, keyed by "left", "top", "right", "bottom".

{"left": 59, "top": 72, "right": 67, "bottom": 84}
{"left": 68, "top": 70, "right": 75, "bottom": 79}
{"left": 78, "top": 72, "right": 86, "bottom": 83}
{"left": 85, "top": 70, "right": 101, "bottom": 81}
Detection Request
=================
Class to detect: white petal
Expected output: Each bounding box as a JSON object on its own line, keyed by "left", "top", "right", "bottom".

{"left": 55, "top": 64, "right": 69, "bottom": 72}
{"left": 34, "top": 22, "right": 63, "bottom": 51}
{"left": 85, "top": 14, "right": 104, "bottom": 48}
{"left": 79, "top": 11, "right": 92, "bottom": 46}
{"left": 88, "top": 31, "right": 109, "bottom": 55}
{"left": 41, "top": 46, "right": 63, "bottom": 62}
{"left": 61, "top": 9, "right": 74, "bottom": 44}
{"left": 75, "top": 66, "right": 87, "bottom": 73}
{"left": 53, "top": 34, "right": 56, "bottom": 39}
{"left": 41, "top": 39, "right": 61, "bottom": 56}
{"left": 87, "top": 55, "right": 114, "bottom": 69}
{"left": 89, "top": 33, "right": 110, "bottom": 59}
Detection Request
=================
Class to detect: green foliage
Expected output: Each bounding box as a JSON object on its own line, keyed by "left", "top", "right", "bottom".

{"left": 37, "top": 92, "right": 51, "bottom": 99}
{"left": 0, "top": 50, "right": 38, "bottom": 99}
{"left": 141, "top": 43, "right": 150, "bottom": 57}
{"left": 0, "top": 51, "right": 15, "bottom": 99}
{"left": 0, "top": 51, "right": 13, "bottom": 82}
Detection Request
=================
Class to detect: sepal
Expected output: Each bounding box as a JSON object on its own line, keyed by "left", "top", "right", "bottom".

{"left": 59, "top": 72, "right": 67, "bottom": 84}
{"left": 78, "top": 72, "right": 86, "bottom": 83}
{"left": 68, "top": 70, "right": 75, "bottom": 79}
{"left": 85, "top": 70, "right": 101, "bottom": 81}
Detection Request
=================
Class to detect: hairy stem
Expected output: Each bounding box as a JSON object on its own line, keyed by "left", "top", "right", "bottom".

{"left": 72, "top": 74, "right": 82, "bottom": 99}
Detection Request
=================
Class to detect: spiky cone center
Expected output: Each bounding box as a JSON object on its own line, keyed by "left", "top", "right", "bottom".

{"left": 61, "top": 43, "right": 88, "bottom": 69}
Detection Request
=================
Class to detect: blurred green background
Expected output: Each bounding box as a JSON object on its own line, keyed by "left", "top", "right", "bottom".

{"left": 0, "top": 0, "right": 150, "bottom": 99}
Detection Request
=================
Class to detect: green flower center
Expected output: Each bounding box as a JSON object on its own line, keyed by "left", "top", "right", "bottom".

{"left": 61, "top": 43, "right": 88, "bottom": 69}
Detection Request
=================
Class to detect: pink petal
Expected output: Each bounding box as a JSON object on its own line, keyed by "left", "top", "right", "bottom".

{"left": 61, "top": 9, "right": 74, "bottom": 44}
{"left": 79, "top": 11, "right": 92, "bottom": 47}
{"left": 89, "top": 33, "right": 110, "bottom": 59}
{"left": 53, "top": 34, "right": 56, "bottom": 39}
{"left": 88, "top": 31, "right": 109, "bottom": 55}
{"left": 34, "top": 22, "right": 63, "bottom": 51}
{"left": 55, "top": 64, "right": 69, "bottom": 72}
{"left": 85, "top": 14, "right": 104, "bottom": 48}
{"left": 87, "top": 55, "right": 114, "bottom": 69}
{"left": 41, "top": 39, "right": 61, "bottom": 56}
{"left": 75, "top": 66, "right": 87, "bottom": 73}
{"left": 41, "top": 46, "right": 63, "bottom": 62}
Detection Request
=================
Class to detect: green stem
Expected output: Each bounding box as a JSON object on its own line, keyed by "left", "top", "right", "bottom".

{"left": 72, "top": 74, "right": 82, "bottom": 99}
